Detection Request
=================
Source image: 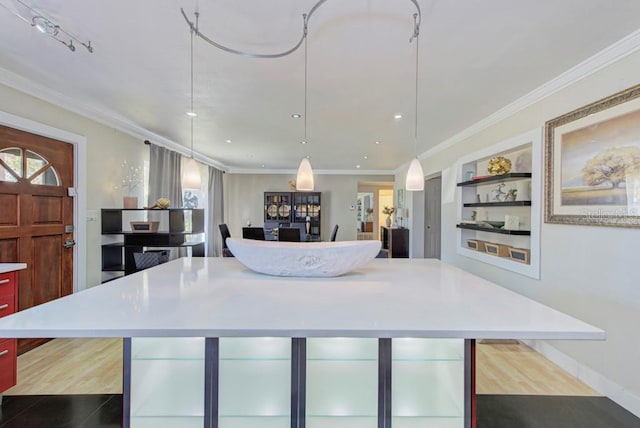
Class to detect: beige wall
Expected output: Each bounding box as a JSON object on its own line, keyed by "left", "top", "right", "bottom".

{"left": 225, "top": 173, "right": 394, "bottom": 241}
{"left": 402, "top": 50, "right": 640, "bottom": 411}
{"left": 0, "top": 83, "right": 148, "bottom": 288}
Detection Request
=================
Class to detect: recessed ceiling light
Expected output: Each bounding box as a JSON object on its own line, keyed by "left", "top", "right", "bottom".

{"left": 186, "top": 111, "right": 197, "bottom": 117}
{"left": 356, "top": 165, "right": 361, "bottom": 169}
{"left": 363, "top": 155, "right": 368, "bottom": 159}
{"left": 375, "top": 141, "right": 381, "bottom": 145}
{"left": 306, "top": 155, "right": 310, "bottom": 159}
{"left": 393, "top": 113, "right": 402, "bottom": 119}
{"left": 225, "top": 139, "right": 232, "bottom": 144}
{"left": 261, "top": 164, "right": 265, "bottom": 168}
{"left": 291, "top": 114, "right": 301, "bottom": 118}
{"left": 301, "top": 140, "right": 307, "bottom": 145}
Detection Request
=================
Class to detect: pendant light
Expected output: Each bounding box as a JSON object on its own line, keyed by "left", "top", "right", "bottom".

{"left": 405, "top": 13, "right": 424, "bottom": 192}
{"left": 296, "top": 15, "right": 314, "bottom": 191}
{"left": 183, "top": 15, "right": 202, "bottom": 190}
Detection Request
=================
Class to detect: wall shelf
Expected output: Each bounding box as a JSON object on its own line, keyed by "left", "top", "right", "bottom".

{"left": 456, "top": 172, "right": 532, "bottom": 186}
{"left": 456, "top": 224, "right": 531, "bottom": 235}
{"left": 463, "top": 201, "right": 531, "bottom": 207}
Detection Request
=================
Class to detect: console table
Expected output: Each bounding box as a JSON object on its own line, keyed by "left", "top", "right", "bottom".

{"left": 0, "top": 258, "right": 604, "bottom": 427}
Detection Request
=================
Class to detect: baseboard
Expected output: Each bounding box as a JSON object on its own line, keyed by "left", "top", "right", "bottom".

{"left": 522, "top": 339, "right": 640, "bottom": 418}
{"left": 478, "top": 339, "right": 519, "bottom": 345}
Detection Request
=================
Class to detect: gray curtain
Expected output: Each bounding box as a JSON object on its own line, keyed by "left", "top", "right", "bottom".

{"left": 207, "top": 165, "right": 225, "bottom": 257}
{"left": 148, "top": 144, "right": 183, "bottom": 208}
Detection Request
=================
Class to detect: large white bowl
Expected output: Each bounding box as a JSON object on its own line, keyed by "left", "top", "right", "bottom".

{"left": 226, "top": 238, "right": 382, "bottom": 277}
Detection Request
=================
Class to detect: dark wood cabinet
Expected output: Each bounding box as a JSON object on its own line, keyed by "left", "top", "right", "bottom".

{"left": 380, "top": 227, "right": 409, "bottom": 258}
{"left": 264, "top": 192, "right": 321, "bottom": 241}
{"left": 101, "top": 209, "right": 205, "bottom": 281}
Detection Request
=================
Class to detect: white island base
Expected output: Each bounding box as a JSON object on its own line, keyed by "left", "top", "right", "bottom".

{"left": 0, "top": 258, "right": 604, "bottom": 428}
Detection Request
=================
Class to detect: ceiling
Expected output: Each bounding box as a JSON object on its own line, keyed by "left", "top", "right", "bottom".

{"left": 1, "top": 0, "right": 639, "bottom": 173}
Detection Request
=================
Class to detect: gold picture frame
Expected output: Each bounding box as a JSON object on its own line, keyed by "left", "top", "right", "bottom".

{"left": 545, "top": 83, "right": 640, "bottom": 227}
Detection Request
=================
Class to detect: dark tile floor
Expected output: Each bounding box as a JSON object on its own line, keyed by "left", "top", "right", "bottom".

{"left": 477, "top": 395, "right": 640, "bottom": 428}
{"left": 0, "top": 394, "right": 121, "bottom": 428}
{"left": 1, "top": 394, "right": 638, "bottom": 427}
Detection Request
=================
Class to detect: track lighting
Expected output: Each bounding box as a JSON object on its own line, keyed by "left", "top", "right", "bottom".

{"left": 1, "top": 1, "right": 94, "bottom": 53}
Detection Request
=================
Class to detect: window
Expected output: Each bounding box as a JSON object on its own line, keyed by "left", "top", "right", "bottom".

{"left": 0, "top": 147, "right": 60, "bottom": 186}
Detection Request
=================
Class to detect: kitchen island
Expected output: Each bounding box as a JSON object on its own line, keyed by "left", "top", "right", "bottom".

{"left": 0, "top": 258, "right": 604, "bottom": 428}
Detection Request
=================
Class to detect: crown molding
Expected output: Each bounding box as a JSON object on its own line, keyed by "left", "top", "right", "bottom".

{"left": 0, "top": 66, "right": 228, "bottom": 171}
{"left": 405, "top": 28, "right": 640, "bottom": 172}
{"left": 227, "top": 168, "right": 395, "bottom": 175}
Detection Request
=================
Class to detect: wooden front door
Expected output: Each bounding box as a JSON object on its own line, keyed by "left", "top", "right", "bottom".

{"left": 0, "top": 125, "right": 75, "bottom": 354}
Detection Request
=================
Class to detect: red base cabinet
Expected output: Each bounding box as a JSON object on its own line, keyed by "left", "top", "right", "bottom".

{"left": 0, "top": 270, "right": 19, "bottom": 393}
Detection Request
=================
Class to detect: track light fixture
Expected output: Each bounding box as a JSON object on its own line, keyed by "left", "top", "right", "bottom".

{"left": 180, "top": 0, "right": 422, "bottom": 181}
{"left": 0, "top": 0, "right": 93, "bottom": 53}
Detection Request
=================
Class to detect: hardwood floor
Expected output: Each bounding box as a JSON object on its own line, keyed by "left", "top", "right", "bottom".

{"left": 4, "top": 338, "right": 122, "bottom": 395}
{"left": 476, "top": 340, "right": 597, "bottom": 395}
{"left": 4, "top": 338, "right": 597, "bottom": 396}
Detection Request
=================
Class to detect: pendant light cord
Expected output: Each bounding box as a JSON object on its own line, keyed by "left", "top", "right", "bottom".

{"left": 189, "top": 13, "right": 197, "bottom": 159}
{"left": 303, "top": 15, "right": 308, "bottom": 144}
{"left": 413, "top": 13, "right": 419, "bottom": 157}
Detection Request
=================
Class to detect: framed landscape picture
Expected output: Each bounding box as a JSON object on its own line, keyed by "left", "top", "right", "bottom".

{"left": 545, "top": 84, "right": 640, "bottom": 227}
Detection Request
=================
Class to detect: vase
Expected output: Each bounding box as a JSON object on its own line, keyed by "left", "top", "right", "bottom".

{"left": 123, "top": 196, "right": 138, "bottom": 209}
{"left": 385, "top": 216, "right": 391, "bottom": 228}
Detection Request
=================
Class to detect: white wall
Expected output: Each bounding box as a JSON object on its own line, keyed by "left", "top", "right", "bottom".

{"left": 0, "top": 83, "right": 148, "bottom": 288}
{"left": 225, "top": 173, "right": 394, "bottom": 241}
{"left": 409, "top": 49, "right": 640, "bottom": 413}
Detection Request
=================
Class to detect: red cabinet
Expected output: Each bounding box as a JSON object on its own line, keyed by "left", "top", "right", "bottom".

{"left": 0, "top": 271, "right": 18, "bottom": 393}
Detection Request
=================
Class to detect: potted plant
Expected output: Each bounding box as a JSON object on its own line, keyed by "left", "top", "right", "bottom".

{"left": 119, "top": 160, "right": 142, "bottom": 208}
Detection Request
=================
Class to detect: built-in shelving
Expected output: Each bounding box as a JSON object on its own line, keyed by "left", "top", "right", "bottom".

{"left": 455, "top": 128, "right": 541, "bottom": 279}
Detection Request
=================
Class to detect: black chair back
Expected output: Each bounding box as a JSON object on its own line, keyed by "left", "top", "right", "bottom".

{"left": 278, "top": 227, "right": 301, "bottom": 242}
{"left": 218, "top": 224, "right": 231, "bottom": 249}
{"left": 243, "top": 227, "right": 266, "bottom": 240}
{"left": 218, "top": 224, "right": 233, "bottom": 257}
{"left": 330, "top": 224, "right": 339, "bottom": 241}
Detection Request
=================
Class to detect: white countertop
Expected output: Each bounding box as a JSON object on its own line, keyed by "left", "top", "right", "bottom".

{"left": 0, "top": 258, "right": 604, "bottom": 340}
{"left": 0, "top": 263, "right": 27, "bottom": 274}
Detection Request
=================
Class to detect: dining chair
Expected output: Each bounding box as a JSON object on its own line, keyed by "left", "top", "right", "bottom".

{"left": 218, "top": 224, "right": 234, "bottom": 257}
{"left": 278, "top": 227, "right": 301, "bottom": 242}
{"left": 330, "top": 224, "right": 339, "bottom": 241}
{"left": 242, "top": 227, "right": 266, "bottom": 240}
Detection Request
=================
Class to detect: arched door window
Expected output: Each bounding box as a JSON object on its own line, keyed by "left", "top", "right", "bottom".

{"left": 0, "top": 147, "right": 60, "bottom": 186}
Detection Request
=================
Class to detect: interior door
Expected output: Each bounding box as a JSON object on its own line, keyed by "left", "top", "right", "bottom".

{"left": 0, "top": 125, "right": 74, "bottom": 354}
{"left": 424, "top": 175, "right": 442, "bottom": 259}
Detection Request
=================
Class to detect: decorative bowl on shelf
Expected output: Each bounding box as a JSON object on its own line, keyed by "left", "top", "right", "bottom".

{"left": 487, "top": 156, "right": 512, "bottom": 175}
{"left": 485, "top": 221, "right": 505, "bottom": 229}
{"left": 226, "top": 238, "right": 381, "bottom": 277}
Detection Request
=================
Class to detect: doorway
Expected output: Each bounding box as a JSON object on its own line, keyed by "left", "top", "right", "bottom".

{"left": 356, "top": 182, "right": 393, "bottom": 240}
{"left": 424, "top": 175, "right": 442, "bottom": 259}
{"left": 0, "top": 124, "right": 76, "bottom": 354}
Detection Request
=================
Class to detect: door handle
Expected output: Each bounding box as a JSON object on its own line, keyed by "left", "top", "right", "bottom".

{"left": 64, "top": 239, "right": 76, "bottom": 249}
{"left": 0, "top": 350, "right": 8, "bottom": 357}
{"left": 0, "top": 279, "right": 9, "bottom": 285}
{"left": 0, "top": 304, "right": 8, "bottom": 310}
